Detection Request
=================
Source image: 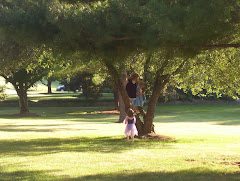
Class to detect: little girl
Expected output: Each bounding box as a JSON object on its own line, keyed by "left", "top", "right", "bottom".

{"left": 125, "top": 73, "right": 139, "bottom": 104}
{"left": 123, "top": 108, "right": 138, "bottom": 142}
{"left": 132, "top": 81, "right": 146, "bottom": 111}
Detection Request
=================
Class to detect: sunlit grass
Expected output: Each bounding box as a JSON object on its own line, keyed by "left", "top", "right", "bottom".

{"left": 0, "top": 106, "right": 239, "bottom": 180}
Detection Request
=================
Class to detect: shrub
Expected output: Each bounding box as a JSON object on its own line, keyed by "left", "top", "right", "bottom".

{"left": 0, "top": 86, "right": 7, "bottom": 101}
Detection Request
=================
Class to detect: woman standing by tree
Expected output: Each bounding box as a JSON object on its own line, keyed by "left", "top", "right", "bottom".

{"left": 125, "top": 73, "right": 139, "bottom": 105}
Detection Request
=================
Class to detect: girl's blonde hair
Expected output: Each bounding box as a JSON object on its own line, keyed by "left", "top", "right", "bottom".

{"left": 129, "top": 73, "right": 139, "bottom": 80}
{"left": 139, "top": 81, "right": 145, "bottom": 88}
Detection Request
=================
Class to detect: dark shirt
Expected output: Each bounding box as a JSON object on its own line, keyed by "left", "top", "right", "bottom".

{"left": 128, "top": 118, "right": 134, "bottom": 124}
{"left": 126, "top": 79, "right": 137, "bottom": 98}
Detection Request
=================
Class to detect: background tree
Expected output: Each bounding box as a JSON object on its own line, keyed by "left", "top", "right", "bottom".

{"left": 1, "top": 69, "right": 46, "bottom": 114}
{"left": 41, "top": 64, "right": 67, "bottom": 94}
{"left": 0, "top": 37, "right": 53, "bottom": 114}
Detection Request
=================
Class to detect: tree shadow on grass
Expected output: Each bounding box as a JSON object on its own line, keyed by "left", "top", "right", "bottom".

{"left": 67, "top": 169, "right": 240, "bottom": 181}
{"left": 0, "top": 168, "right": 63, "bottom": 181}
{"left": 1, "top": 168, "right": 239, "bottom": 181}
{"left": 0, "top": 113, "right": 118, "bottom": 124}
{"left": 217, "top": 120, "right": 240, "bottom": 126}
{"left": 0, "top": 136, "right": 176, "bottom": 157}
{"left": 1, "top": 106, "right": 240, "bottom": 125}
{"left": 0, "top": 124, "right": 98, "bottom": 132}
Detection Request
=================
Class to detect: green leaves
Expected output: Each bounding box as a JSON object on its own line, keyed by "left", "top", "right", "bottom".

{"left": 176, "top": 48, "right": 240, "bottom": 98}
{"left": 0, "top": 85, "right": 7, "bottom": 101}
{"left": 1, "top": 0, "right": 239, "bottom": 56}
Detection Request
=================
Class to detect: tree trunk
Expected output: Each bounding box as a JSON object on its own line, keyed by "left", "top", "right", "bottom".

{"left": 143, "top": 76, "right": 169, "bottom": 134}
{"left": 113, "top": 87, "right": 119, "bottom": 110}
{"left": 103, "top": 61, "right": 131, "bottom": 112}
{"left": 16, "top": 88, "right": 29, "bottom": 114}
{"left": 118, "top": 92, "right": 127, "bottom": 123}
{"left": 47, "top": 80, "right": 52, "bottom": 94}
{"left": 117, "top": 71, "right": 127, "bottom": 123}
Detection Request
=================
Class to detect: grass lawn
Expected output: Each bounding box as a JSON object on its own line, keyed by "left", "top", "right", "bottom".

{"left": 0, "top": 106, "right": 239, "bottom": 181}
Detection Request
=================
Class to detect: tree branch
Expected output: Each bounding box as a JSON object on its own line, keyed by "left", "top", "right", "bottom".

{"left": 111, "top": 37, "right": 240, "bottom": 49}
{"left": 111, "top": 36, "right": 142, "bottom": 41}
{"left": 172, "top": 43, "right": 240, "bottom": 49}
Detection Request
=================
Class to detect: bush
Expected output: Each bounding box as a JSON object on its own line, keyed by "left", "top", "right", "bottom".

{"left": 157, "top": 87, "right": 236, "bottom": 103}
{"left": 0, "top": 86, "right": 7, "bottom": 101}
{"left": 61, "top": 72, "right": 102, "bottom": 100}
{"left": 101, "top": 88, "right": 113, "bottom": 93}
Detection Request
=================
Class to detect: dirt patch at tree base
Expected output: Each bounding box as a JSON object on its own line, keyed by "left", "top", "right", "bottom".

{"left": 138, "top": 133, "right": 173, "bottom": 141}
{"left": 12, "top": 113, "right": 41, "bottom": 117}
{"left": 87, "top": 109, "right": 120, "bottom": 115}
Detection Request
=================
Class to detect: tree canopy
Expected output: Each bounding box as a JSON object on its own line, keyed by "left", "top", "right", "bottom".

{"left": 0, "top": 0, "right": 239, "bottom": 57}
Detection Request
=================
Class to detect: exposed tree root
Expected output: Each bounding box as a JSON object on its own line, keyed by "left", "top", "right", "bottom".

{"left": 138, "top": 133, "right": 173, "bottom": 141}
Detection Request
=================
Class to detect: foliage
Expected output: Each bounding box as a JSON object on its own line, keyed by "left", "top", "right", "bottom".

{"left": 131, "top": 47, "right": 240, "bottom": 103}
{"left": 158, "top": 87, "right": 235, "bottom": 102}
{"left": 0, "top": 85, "right": 7, "bottom": 101}
{"left": 0, "top": 44, "right": 53, "bottom": 94}
{"left": 0, "top": 0, "right": 239, "bottom": 56}
{"left": 175, "top": 48, "right": 240, "bottom": 99}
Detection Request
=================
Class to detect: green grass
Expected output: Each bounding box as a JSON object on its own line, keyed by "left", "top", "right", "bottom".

{"left": 0, "top": 106, "right": 240, "bottom": 181}
{"left": 3, "top": 92, "right": 114, "bottom": 103}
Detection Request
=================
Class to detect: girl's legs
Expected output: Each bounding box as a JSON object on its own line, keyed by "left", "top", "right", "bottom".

{"left": 131, "top": 134, "right": 134, "bottom": 142}
{"left": 126, "top": 135, "right": 129, "bottom": 142}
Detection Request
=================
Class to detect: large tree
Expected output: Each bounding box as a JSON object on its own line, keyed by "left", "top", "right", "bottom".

{"left": 0, "top": 0, "right": 239, "bottom": 134}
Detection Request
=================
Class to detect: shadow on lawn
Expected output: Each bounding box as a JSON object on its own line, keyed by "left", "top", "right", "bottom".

{"left": 0, "top": 124, "right": 98, "bottom": 132}
{"left": 1, "top": 112, "right": 240, "bottom": 126}
{"left": 0, "top": 136, "right": 176, "bottom": 157}
{"left": 0, "top": 167, "right": 61, "bottom": 181}
{"left": 0, "top": 113, "right": 117, "bottom": 123}
{"left": 1, "top": 168, "right": 239, "bottom": 181}
{"left": 217, "top": 120, "right": 240, "bottom": 126}
{"left": 1, "top": 106, "right": 240, "bottom": 125}
{"left": 67, "top": 169, "right": 240, "bottom": 181}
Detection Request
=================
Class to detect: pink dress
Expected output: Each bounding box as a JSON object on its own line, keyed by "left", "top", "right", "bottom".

{"left": 123, "top": 116, "right": 138, "bottom": 136}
